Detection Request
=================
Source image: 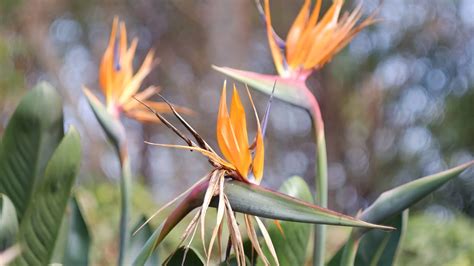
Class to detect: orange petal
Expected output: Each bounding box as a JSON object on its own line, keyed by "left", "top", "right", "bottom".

{"left": 99, "top": 17, "right": 118, "bottom": 105}
{"left": 253, "top": 125, "right": 264, "bottom": 182}
{"left": 118, "top": 49, "right": 156, "bottom": 105}
{"left": 111, "top": 21, "right": 130, "bottom": 100}
{"left": 245, "top": 87, "right": 265, "bottom": 182}
{"left": 122, "top": 86, "right": 159, "bottom": 111}
{"left": 217, "top": 82, "right": 245, "bottom": 177}
{"left": 285, "top": 0, "right": 310, "bottom": 63}
{"left": 230, "top": 85, "right": 251, "bottom": 176}
{"left": 293, "top": 0, "right": 342, "bottom": 69}
{"left": 263, "top": 0, "right": 285, "bottom": 76}
{"left": 288, "top": 0, "right": 322, "bottom": 67}
{"left": 125, "top": 109, "right": 162, "bottom": 123}
{"left": 217, "top": 85, "right": 235, "bottom": 158}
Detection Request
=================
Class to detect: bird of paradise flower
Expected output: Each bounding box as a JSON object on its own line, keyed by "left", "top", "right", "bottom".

{"left": 83, "top": 16, "right": 190, "bottom": 125}
{"left": 82, "top": 17, "right": 190, "bottom": 265}
{"left": 214, "top": 1, "right": 377, "bottom": 264}
{"left": 136, "top": 81, "right": 279, "bottom": 265}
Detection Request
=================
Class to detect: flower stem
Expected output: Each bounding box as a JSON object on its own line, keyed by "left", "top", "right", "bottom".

{"left": 306, "top": 90, "right": 328, "bottom": 266}
{"left": 340, "top": 231, "right": 360, "bottom": 266}
{"left": 118, "top": 153, "right": 132, "bottom": 266}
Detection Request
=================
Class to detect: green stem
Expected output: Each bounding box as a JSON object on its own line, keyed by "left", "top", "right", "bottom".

{"left": 340, "top": 231, "right": 360, "bottom": 266}
{"left": 118, "top": 153, "right": 132, "bottom": 266}
{"left": 307, "top": 91, "right": 328, "bottom": 266}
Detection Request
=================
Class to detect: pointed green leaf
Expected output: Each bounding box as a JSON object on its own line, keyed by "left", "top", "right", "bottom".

{"left": 0, "top": 194, "right": 18, "bottom": 251}
{"left": 259, "top": 176, "right": 313, "bottom": 266}
{"left": 358, "top": 210, "right": 408, "bottom": 266}
{"left": 328, "top": 210, "right": 409, "bottom": 266}
{"left": 130, "top": 216, "right": 159, "bottom": 266}
{"left": 83, "top": 89, "right": 126, "bottom": 153}
{"left": 50, "top": 196, "right": 90, "bottom": 265}
{"left": 13, "top": 127, "right": 82, "bottom": 265}
{"left": 213, "top": 66, "right": 313, "bottom": 109}
{"left": 0, "top": 82, "right": 64, "bottom": 220}
{"left": 63, "top": 197, "right": 90, "bottom": 265}
{"left": 136, "top": 179, "right": 393, "bottom": 264}
{"left": 132, "top": 222, "right": 164, "bottom": 266}
{"left": 360, "top": 161, "right": 474, "bottom": 225}
{"left": 164, "top": 246, "right": 204, "bottom": 266}
{"left": 222, "top": 180, "right": 393, "bottom": 230}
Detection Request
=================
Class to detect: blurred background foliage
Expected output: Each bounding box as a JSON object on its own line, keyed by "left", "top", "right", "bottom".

{"left": 0, "top": 0, "right": 473, "bottom": 264}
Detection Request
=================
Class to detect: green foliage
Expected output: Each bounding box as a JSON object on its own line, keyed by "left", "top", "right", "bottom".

{"left": 435, "top": 90, "right": 474, "bottom": 152}
{"left": 63, "top": 197, "right": 91, "bottom": 265}
{"left": 0, "top": 194, "right": 18, "bottom": 251}
{"left": 0, "top": 82, "right": 64, "bottom": 220}
{"left": 398, "top": 212, "right": 474, "bottom": 266}
{"left": 0, "top": 37, "right": 26, "bottom": 97}
{"left": 329, "top": 210, "right": 408, "bottom": 266}
{"left": 164, "top": 246, "right": 204, "bottom": 266}
{"left": 223, "top": 180, "right": 391, "bottom": 230}
{"left": 51, "top": 196, "right": 90, "bottom": 265}
{"left": 359, "top": 161, "right": 474, "bottom": 226}
{"left": 356, "top": 210, "right": 408, "bottom": 266}
{"left": 14, "top": 127, "right": 81, "bottom": 265}
{"left": 260, "top": 176, "right": 313, "bottom": 266}
{"left": 0, "top": 84, "right": 83, "bottom": 265}
{"left": 332, "top": 160, "right": 473, "bottom": 266}
{"left": 131, "top": 216, "right": 159, "bottom": 266}
{"left": 132, "top": 221, "right": 163, "bottom": 266}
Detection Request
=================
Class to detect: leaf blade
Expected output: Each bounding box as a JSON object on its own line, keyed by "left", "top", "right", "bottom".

{"left": 260, "top": 176, "right": 313, "bottom": 266}
{"left": 13, "top": 127, "right": 82, "bottom": 265}
{"left": 223, "top": 180, "right": 393, "bottom": 230}
{"left": 360, "top": 161, "right": 474, "bottom": 225}
{"left": 0, "top": 82, "right": 64, "bottom": 220}
{"left": 0, "top": 194, "right": 19, "bottom": 251}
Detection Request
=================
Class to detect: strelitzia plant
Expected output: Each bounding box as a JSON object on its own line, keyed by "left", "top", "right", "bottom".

{"left": 214, "top": 0, "right": 376, "bottom": 264}
{"left": 141, "top": 82, "right": 276, "bottom": 265}
{"left": 131, "top": 82, "right": 394, "bottom": 266}
{"left": 83, "top": 17, "right": 188, "bottom": 265}
{"left": 212, "top": 2, "right": 474, "bottom": 266}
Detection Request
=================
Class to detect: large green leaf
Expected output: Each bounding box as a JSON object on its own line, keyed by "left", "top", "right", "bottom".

{"left": 0, "top": 194, "right": 18, "bottom": 251}
{"left": 13, "top": 127, "right": 82, "bottom": 265}
{"left": 357, "top": 210, "right": 408, "bottom": 266}
{"left": 360, "top": 161, "right": 474, "bottom": 226}
{"left": 132, "top": 222, "right": 164, "bottom": 266}
{"left": 331, "top": 161, "right": 473, "bottom": 266}
{"left": 50, "top": 196, "right": 90, "bottom": 265}
{"left": 328, "top": 210, "right": 409, "bottom": 266}
{"left": 164, "top": 246, "right": 204, "bottom": 266}
{"left": 213, "top": 66, "right": 312, "bottom": 109}
{"left": 0, "top": 82, "right": 64, "bottom": 220}
{"left": 136, "top": 179, "right": 393, "bottom": 264}
{"left": 51, "top": 196, "right": 90, "bottom": 265}
{"left": 222, "top": 181, "right": 392, "bottom": 230}
{"left": 131, "top": 216, "right": 159, "bottom": 266}
{"left": 259, "top": 176, "right": 313, "bottom": 266}
{"left": 63, "top": 197, "right": 90, "bottom": 265}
